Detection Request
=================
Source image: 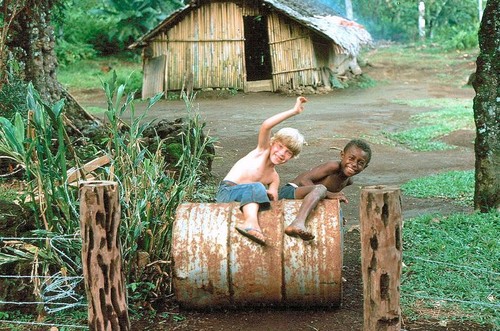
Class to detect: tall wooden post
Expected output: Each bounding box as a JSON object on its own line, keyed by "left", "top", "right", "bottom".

{"left": 360, "top": 186, "right": 402, "bottom": 331}
{"left": 79, "top": 181, "right": 130, "bottom": 331}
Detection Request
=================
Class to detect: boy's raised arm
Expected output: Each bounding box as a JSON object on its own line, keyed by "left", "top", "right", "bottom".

{"left": 257, "top": 96, "right": 307, "bottom": 150}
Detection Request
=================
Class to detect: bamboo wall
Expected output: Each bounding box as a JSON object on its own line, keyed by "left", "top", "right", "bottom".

{"left": 267, "top": 13, "right": 320, "bottom": 90}
{"left": 142, "top": 1, "right": 349, "bottom": 94}
{"left": 150, "top": 2, "right": 250, "bottom": 92}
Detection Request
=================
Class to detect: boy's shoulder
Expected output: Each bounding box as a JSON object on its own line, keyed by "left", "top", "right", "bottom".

{"left": 318, "top": 160, "right": 341, "bottom": 170}
{"left": 303, "top": 160, "right": 341, "bottom": 176}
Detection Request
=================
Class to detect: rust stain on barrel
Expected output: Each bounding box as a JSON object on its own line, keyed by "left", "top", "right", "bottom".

{"left": 283, "top": 200, "right": 342, "bottom": 307}
{"left": 230, "top": 201, "right": 284, "bottom": 305}
{"left": 173, "top": 203, "right": 232, "bottom": 308}
{"left": 172, "top": 200, "right": 343, "bottom": 309}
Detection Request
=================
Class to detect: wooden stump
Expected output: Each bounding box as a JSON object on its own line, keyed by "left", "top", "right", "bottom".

{"left": 79, "top": 181, "right": 130, "bottom": 331}
{"left": 360, "top": 185, "right": 402, "bottom": 331}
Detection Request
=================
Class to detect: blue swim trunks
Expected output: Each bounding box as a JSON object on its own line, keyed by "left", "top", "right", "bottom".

{"left": 278, "top": 183, "right": 298, "bottom": 199}
{"left": 216, "top": 180, "right": 271, "bottom": 211}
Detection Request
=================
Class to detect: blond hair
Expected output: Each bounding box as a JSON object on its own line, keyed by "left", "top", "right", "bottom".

{"left": 270, "top": 127, "right": 305, "bottom": 157}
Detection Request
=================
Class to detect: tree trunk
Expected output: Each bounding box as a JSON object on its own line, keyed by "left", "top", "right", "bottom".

{"left": 479, "top": 0, "right": 484, "bottom": 21}
{"left": 418, "top": 1, "right": 426, "bottom": 39}
{"left": 472, "top": 0, "right": 499, "bottom": 212}
{"left": 345, "top": 0, "right": 353, "bottom": 20}
{"left": 6, "top": 0, "right": 101, "bottom": 135}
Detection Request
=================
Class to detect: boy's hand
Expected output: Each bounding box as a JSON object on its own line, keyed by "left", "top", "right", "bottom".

{"left": 326, "top": 191, "right": 349, "bottom": 204}
{"left": 294, "top": 96, "right": 308, "bottom": 114}
{"left": 267, "top": 190, "right": 278, "bottom": 201}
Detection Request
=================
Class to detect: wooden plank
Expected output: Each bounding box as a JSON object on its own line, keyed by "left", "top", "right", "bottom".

{"left": 142, "top": 55, "right": 166, "bottom": 99}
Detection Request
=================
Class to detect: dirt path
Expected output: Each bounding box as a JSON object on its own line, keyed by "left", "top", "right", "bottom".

{"left": 73, "top": 48, "right": 481, "bottom": 330}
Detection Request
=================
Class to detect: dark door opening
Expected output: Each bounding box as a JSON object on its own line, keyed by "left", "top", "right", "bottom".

{"left": 244, "top": 16, "right": 272, "bottom": 81}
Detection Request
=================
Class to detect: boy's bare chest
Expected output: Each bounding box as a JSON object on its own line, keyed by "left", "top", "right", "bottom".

{"left": 240, "top": 150, "right": 275, "bottom": 184}
{"left": 320, "top": 174, "right": 350, "bottom": 192}
{"left": 250, "top": 156, "right": 275, "bottom": 183}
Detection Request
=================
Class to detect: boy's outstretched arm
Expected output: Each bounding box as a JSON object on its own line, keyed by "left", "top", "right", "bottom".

{"left": 256, "top": 96, "right": 307, "bottom": 150}
{"left": 296, "top": 161, "right": 339, "bottom": 186}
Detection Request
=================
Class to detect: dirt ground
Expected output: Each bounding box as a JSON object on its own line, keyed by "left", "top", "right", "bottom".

{"left": 73, "top": 47, "right": 486, "bottom": 330}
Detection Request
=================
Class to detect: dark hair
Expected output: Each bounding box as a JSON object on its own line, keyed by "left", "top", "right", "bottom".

{"left": 344, "top": 139, "right": 372, "bottom": 165}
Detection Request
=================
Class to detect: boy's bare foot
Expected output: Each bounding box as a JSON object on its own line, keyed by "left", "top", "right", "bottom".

{"left": 285, "top": 225, "right": 315, "bottom": 241}
{"left": 235, "top": 226, "right": 267, "bottom": 245}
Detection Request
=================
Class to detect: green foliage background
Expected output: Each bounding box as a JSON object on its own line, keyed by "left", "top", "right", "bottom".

{"left": 319, "top": 0, "right": 481, "bottom": 47}
{"left": 52, "top": 0, "right": 482, "bottom": 66}
{"left": 54, "top": 0, "right": 183, "bottom": 64}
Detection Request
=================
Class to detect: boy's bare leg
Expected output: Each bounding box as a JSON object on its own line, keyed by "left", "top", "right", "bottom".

{"left": 236, "top": 202, "right": 266, "bottom": 245}
{"left": 285, "top": 185, "right": 327, "bottom": 241}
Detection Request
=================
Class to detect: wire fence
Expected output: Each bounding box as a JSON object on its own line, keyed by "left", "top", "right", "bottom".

{"left": 0, "top": 235, "right": 88, "bottom": 330}
{"left": 1, "top": 236, "right": 498, "bottom": 329}
{"left": 402, "top": 254, "right": 500, "bottom": 310}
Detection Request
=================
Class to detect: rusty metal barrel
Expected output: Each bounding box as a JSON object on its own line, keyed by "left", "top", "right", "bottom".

{"left": 172, "top": 199, "right": 343, "bottom": 309}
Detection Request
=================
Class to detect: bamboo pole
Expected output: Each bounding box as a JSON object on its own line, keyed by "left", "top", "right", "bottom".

{"left": 360, "top": 185, "right": 402, "bottom": 331}
{"left": 79, "top": 181, "right": 130, "bottom": 331}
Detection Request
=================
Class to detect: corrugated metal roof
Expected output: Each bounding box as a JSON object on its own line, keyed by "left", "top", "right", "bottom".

{"left": 129, "top": 0, "right": 372, "bottom": 55}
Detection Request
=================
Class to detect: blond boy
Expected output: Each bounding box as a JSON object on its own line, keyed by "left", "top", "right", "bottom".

{"left": 216, "top": 96, "right": 307, "bottom": 245}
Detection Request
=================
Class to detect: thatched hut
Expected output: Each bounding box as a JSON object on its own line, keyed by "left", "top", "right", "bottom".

{"left": 129, "top": 0, "right": 372, "bottom": 98}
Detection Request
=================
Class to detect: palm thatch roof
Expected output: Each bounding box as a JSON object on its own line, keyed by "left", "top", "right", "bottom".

{"left": 129, "top": 0, "right": 372, "bottom": 56}
{"left": 264, "top": 0, "right": 372, "bottom": 55}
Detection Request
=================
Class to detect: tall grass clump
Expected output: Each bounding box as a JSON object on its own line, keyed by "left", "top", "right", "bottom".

{"left": 0, "top": 74, "right": 216, "bottom": 317}
{"left": 402, "top": 211, "right": 499, "bottom": 327}
{"left": 0, "top": 83, "right": 85, "bottom": 317}
{"left": 102, "top": 74, "right": 216, "bottom": 298}
{"left": 0, "top": 82, "right": 82, "bottom": 231}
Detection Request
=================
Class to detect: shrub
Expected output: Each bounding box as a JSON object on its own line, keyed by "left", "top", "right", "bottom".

{"left": 0, "top": 68, "right": 28, "bottom": 120}
{"left": 0, "top": 76, "right": 216, "bottom": 309}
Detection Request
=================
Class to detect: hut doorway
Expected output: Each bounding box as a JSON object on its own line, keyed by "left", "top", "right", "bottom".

{"left": 244, "top": 15, "right": 273, "bottom": 91}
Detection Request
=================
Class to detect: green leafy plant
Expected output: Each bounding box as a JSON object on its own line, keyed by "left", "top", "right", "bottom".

{"left": 96, "top": 73, "right": 216, "bottom": 301}
{"left": 89, "top": 0, "right": 183, "bottom": 50}
{"left": 54, "top": 1, "right": 116, "bottom": 61}
{"left": 0, "top": 84, "right": 84, "bottom": 310}
{"left": 0, "top": 75, "right": 216, "bottom": 312}
{"left": 56, "top": 39, "right": 97, "bottom": 66}
{"left": 0, "top": 83, "right": 82, "bottom": 230}
{"left": 438, "top": 26, "right": 479, "bottom": 51}
{"left": 351, "top": 74, "right": 376, "bottom": 89}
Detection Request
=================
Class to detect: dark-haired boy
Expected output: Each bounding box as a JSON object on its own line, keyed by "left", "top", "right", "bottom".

{"left": 278, "top": 139, "right": 372, "bottom": 240}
